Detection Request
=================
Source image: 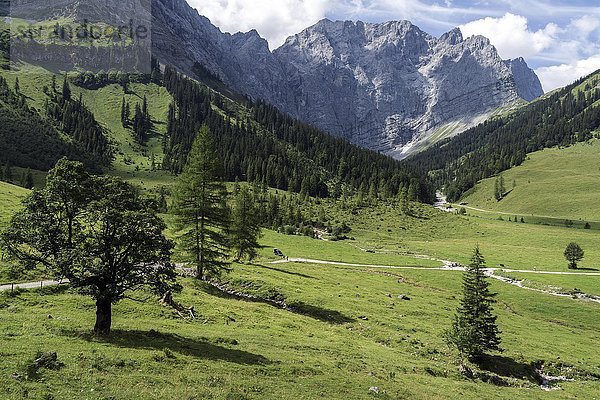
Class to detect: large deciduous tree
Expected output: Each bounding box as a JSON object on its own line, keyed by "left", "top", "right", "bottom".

{"left": 172, "top": 125, "right": 231, "bottom": 279}
{"left": 2, "top": 158, "right": 176, "bottom": 335}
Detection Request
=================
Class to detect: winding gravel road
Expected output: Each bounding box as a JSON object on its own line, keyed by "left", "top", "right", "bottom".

{"left": 270, "top": 258, "right": 600, "bottom": 304}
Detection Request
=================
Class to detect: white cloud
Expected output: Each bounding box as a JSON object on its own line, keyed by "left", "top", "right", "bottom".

{"left": 459, "top": 13, "right": 558, "bottom": 59}
{"left": 569, "top": 15, "right": 600, "bottom": 37}
{"left": 535, "top": 55, "right": 600, "bottom": 92}
{"left": 188, "top": 0, "right": 329, "bottom": 49}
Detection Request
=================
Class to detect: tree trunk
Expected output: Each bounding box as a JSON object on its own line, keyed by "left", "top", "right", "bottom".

{"left": 94, "top": 298, "right": 112, "bottom": 335}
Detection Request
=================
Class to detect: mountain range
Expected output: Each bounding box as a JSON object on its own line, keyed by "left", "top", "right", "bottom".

{"left": 6, "top": 0, "right": 544, "bottom": 159}
{"left": 148, "top": 0, "right": 544, "bottom": 158}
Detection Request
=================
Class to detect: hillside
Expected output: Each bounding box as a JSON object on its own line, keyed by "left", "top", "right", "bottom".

{"left": 0, "top": 181, "right": 28, "bottom": 228}
{"left": 460, "top": 140, "right": 600, "bottom": 221}
{"left": 0, "top": 63, "right": 433, "bottom": 201}
{"left": 409, "top": 69, "right": 600, "bottom": 200}
{"left": 2, "top": 197, "right": 600, "bottom": 398}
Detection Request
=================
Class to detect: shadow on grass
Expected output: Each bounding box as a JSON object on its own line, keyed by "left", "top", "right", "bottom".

{"left": 63, "top": 329, "right": 270, "bottom": 365}
{"left": 195, "top": 281, "right": 355, "bottom": 325}
{"left": 476, "top": 354, "right": 540, "bottom": 383}
{"left": 287, "top": 301, "right": 355, "bottom": 324}
{"left": 258, "top": 264, "right": 316, "bottom": 279}
{"left": 574, "top": 267, "right": 599, "bottom": 271}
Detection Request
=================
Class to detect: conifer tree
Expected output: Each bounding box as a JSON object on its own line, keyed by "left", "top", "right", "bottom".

{"left": 23, "top": 168, "right": 34, "bottom": 189}
{"left": 3, "top": 162, "right": 12, "bottom": 183}
{"left": 62, "top": 75, "right": 71, "bottom": 101}
{"left": 120, "top": 97, "right": 128, "bottom": 128}
{"left": 172, "top": 125, "right": 231, "bottom": 279}
{"left": 230, "top": 185, "right": 262, "bottom": 262}
{"left": 494, "top": 177, "right": 501, "bottom": 201}
{"left": 399, "top": 187, "right": 410, "bottom": 215}
{"left": 445, "top": 246, "right": 502, "bottom": 361}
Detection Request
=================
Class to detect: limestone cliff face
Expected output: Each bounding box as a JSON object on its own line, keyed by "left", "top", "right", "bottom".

{"left": 11, "top": 0, "right": 545, "bottom": 158}
{"left": 272, "top": 21, "right": 543, "bottom": 157}
{"left": 151, "top": 8, "right": 543, "bottom": 158}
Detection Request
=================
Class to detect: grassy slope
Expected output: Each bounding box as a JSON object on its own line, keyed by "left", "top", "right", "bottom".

{"left": 0, "top": 260, "right": 598, "bottom": 399}
{"left": 306, "top": 201, "right": 600, "bottom": 272}
{"left": 0, "top": 181, "right": 28, "bottom": 228}
{"left": 0, "top": 66, "right": 599, "bottom": 399}
{"left": 460, "top": 139, "right": 600, "bottom": 221}
{"left": 0, "top": 67, "right": 175, "bottom": 189}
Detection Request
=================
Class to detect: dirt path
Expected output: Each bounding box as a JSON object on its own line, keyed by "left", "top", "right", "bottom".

{"left": 270, "top": 258, "right": 600, "bottom": 304}
{"left": 0, "top": 279, "right": 66, "bottom": 292}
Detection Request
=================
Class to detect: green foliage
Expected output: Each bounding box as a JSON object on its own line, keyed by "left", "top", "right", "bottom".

{"left": 45, "top": 77, "right": 112, "bottom": 166}
{"left": 446, "top": 247, "right": 502, "bottom": 361}
{"left": 230, "top": 186, "right": 262, "bottom": 262}
{"left": 172, "top": 126, "right": 231, "bottom": 279}
{"left": 2, "top": 159, "right": 176, "bottom": 334}
{"left": 0, "top": 75, "right": 95, "bottom": 171}
{"left": 564, "top": 242, "right": 584, "bottom": 270}
{"left": 494, "top": 175, "right": 506, "bottom": 201}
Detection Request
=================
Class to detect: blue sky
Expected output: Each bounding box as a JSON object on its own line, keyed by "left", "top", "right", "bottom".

{"left": 190, "top": 0, "right": 600, "bottom": 91}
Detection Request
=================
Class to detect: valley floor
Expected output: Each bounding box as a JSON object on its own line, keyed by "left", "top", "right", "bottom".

{"left": 1, "top": 202, "right": 599, "bottom": 399}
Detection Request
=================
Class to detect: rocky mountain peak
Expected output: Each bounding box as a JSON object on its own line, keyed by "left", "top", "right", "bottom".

{"left": 440, "top": 28, "right": 463, "bottom": 45}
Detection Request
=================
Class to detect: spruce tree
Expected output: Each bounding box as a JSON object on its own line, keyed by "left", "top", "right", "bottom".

{"left": 399, "top": 187, "right": 410, "bottom": 215}
{"left": 24, "top": 169, "right": 34, "bottom": 189}
{"left": 3, "top": 162, "right": 12, "bottom": 183}
{"left": 445, "top": 246, "right": 502, "bottom": 361}
{"left": 120, "top": 97, "right": 127, "bottom": 128}
{"left": 494, "top": 177, "right": 501, "bottom": 201}
{"left": 62, "top": 75, "right": 71, "bottom": 101}
{"left": 230, "top": 185, "right": 262, "bottom": 262}
{"left": 172, "top": 125, "right": 231, "bottom": 279}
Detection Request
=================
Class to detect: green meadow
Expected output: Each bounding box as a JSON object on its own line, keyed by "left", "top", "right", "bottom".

{"left": 1, "top": 65, "right": 599, "bottom": 399}
{"left": 461, "top": 139, "right": 600, "bottom": 222}
{"left": 1, "top": 257, "right": 599, "bottom": 399}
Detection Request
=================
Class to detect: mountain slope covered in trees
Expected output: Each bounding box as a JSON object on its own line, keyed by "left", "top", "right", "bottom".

{"left": 0, "top": 75, "right": 105, "bottom": 171}
{"left": 0, "top": 63, "right": 433, "bottom": 203}
{"left": 161, "top": 67, "right": 432, "bottom": 201}
{"left": 408, "top": 70, "right": 600, "bottom": 201}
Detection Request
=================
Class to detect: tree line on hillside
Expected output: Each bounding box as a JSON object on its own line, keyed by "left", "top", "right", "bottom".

{"left": 161, "top": 66, "right": 433, "bottom": 202}
{"left": 0, "top": 124, "right": 436, "bottom": 336}
{"left": 0, "top": 162, "right": 34, "bottom": 188}
{"left": 0, "top": 76, "right": 101, "bottom": 173}
{"left": 121, "top": 95, "right": 152, "bottom": 145}
{"left": 409, "top": 72, "right": 600, "bottom": 201}
{"left": 44, "top": 76, "right": 112, "bottom": 165}
{"left": 72, "top": 59, "right": 162, "bottom": 92}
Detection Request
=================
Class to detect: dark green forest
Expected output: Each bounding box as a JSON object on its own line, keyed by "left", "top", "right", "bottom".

{"left": 161, "top": 67, "right": 433, "bottom": 202}
{"left": 0, "top": 76, "right": 101, "bottom": 171}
